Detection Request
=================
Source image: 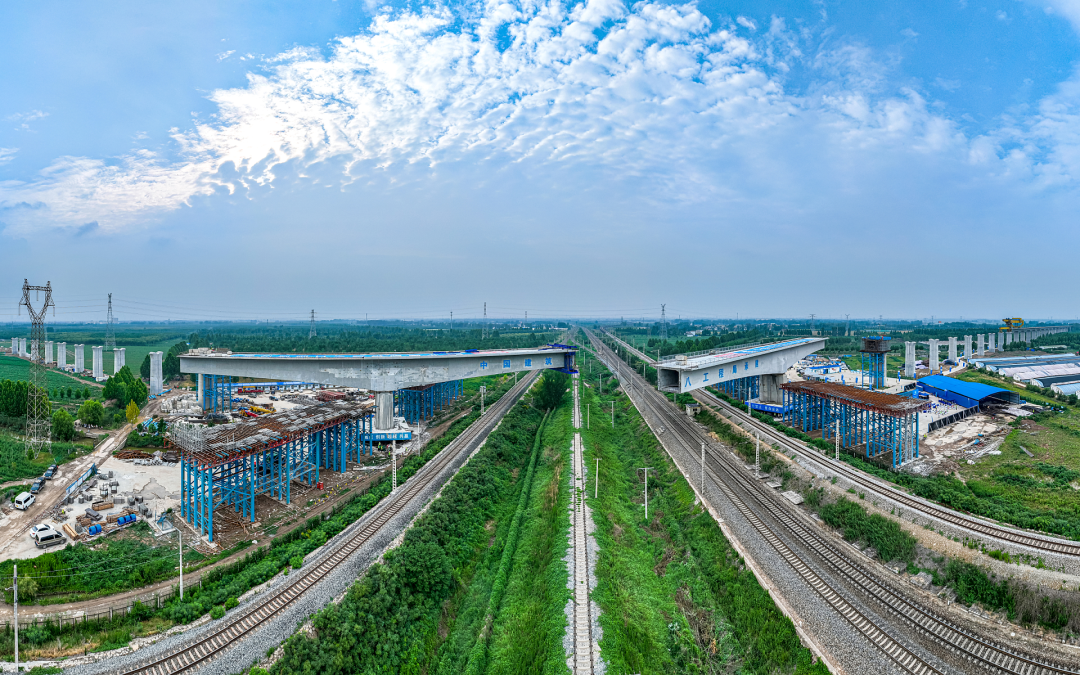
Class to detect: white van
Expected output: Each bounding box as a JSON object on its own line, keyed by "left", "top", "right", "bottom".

{"left": 13, "top": 492, "right": 34, "bottom": 510}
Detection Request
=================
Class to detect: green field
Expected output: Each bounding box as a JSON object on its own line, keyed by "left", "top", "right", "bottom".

{"left": 0, "top": 356, "right": 93, "bottom": 392}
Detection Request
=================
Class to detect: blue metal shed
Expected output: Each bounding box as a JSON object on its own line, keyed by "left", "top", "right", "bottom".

{"left": 915, "top": 375, "right": 1020, "bottom": 408}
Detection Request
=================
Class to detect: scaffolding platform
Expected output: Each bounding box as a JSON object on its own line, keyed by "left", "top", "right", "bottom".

{"left": 172, "top": 400, "right": 377, "bottom": 542}
{"left": 781, "top": 381, "right": 929, "bottom": 468}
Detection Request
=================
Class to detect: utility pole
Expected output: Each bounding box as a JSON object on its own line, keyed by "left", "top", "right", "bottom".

{"left": 755, "top": 432, "right": 760, "bottom": 473}
{"left": 700, "top": 442, "right": 705, "bottom": 497}
{"left": 309, "top": 310, "right": 316, "bottom": 339}
{"left": 179, "top": 530, "right": 183, "bottom": 600}
{"left": 595, "top": 457, "right": 599, "bottom": 499}
{"left": 11, "top": 564, "right": 17, "bottom": 671}
{"left": 610, "top": 401, "right": 614, "bottom": 427}
{"left": 480, "top": 385, "right": 486, "bottom": 415}
{"left": 19, "top": 280, "right": 53, "bottom": 461}
{"left": 587, "top": 404, "right": 589, "bottom": 430}
{"left": 639, "top": 467, "right": 654, "bottom": 521}
{"left": 105, "top": 293, "right": 116, "bottom": 351}
{"left": 809, "top": 313, "right": 816, "bottom": 335}
{"left": 392, "top": 440, "right": 397, "bottom": 492}
{"left": 835, "top": 420, "right": 840, "bottom": 461}
{"left": 845, "top": 314, "right": 850, "bottom": 337}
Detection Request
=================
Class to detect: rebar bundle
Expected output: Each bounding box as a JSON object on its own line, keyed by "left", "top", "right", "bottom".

{"left": 19, "top": 280, "right": 54, "bottom": 461}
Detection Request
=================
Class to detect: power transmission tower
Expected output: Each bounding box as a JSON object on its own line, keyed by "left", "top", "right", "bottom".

{"left": 19, "top": 280, "right": 53, "bottom": 461}
{"left": 483, "top": 302, "right": 487, "bottom": 340}
{"left": 104, "top": 293, "right": 116, "bottom": 351}
{"left": 809, "top": 313, "right": 816, "bottom": 334}
{"left": 308, "top": 310, "right": 316, "bottom": 339}
{"left": 845, "top": 314, "right": 850, "bottom": 337}
{"left": 660, "top": 304, "right": 667, "bottom": 341}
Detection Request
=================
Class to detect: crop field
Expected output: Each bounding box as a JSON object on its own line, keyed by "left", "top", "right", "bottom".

{"left": 0, "top": 356, "right": 90, "bottom": 392}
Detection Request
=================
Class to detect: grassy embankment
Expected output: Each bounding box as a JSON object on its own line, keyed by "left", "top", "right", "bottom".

{"left": 576, "top": 345, "right": 827, "bottom": 675}
{"left": 269, "top": 379, "right": 548, "bottom": 673}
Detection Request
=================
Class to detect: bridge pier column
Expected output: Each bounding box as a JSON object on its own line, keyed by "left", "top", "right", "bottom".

{"left": 375, "top": 391, "right": 394, "bottom": 430}
{"left": 759, "top": 374, "right": 784, "bottom": 404}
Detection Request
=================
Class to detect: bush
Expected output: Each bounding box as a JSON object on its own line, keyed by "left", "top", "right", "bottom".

{"left": 225, "top": 597, "right": 238, "bottom": 610}
{"left": 289, "top": 555, "right": 303, "bottom": 570}
{"left": 210, "top": 605, "right": 225, "bottom": 620}
{"left": 77, "top": 399, "right": 105, "bottom": 427}
{"left": 819, "top": 497, "right": 917, "bottom": 563}
{"left": 51, "top": 409, "right": 75, "bottom": 441}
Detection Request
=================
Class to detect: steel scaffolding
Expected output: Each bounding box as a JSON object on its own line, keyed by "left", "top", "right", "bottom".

{"left": 716, "top": 375, "right": 759, "bottom": 401}
{"left": 781, "top": 381, "right": 927, "bottom": 468}
{"left": 173, "top": 402, "right": 374, "bottom": 542}
{"left": 395, "top": 380, "right": 463, "bottom": 424}
{"left": 202, "top": 374, "right": 234, "bottom": 414}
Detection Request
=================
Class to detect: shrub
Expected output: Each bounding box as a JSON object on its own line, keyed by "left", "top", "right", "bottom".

{"left": 225, "top": 597, "right": 238, "bottom": 610}
{"left": 210, "top": 605, "right": 225, "bottom": 620}
{"left": 289, "top": 555, "right": 303, "bottom": 570}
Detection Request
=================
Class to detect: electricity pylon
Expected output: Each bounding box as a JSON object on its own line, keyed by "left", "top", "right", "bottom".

{"left": 105, "top": 293, "right": 116, "bottom": 351}
{"left": 309, "top": 310, "right": 316, "bottom": 339}
{"left": 19, "top": 280, "right": 54, "bottom": 461}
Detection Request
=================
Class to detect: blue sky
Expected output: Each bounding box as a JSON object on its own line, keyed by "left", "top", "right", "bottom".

{"left": 2, "top": 0, "right": 1080, "bottom": 323}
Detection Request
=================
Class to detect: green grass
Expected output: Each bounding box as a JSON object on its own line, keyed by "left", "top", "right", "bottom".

{"left": 576, "top": 344, "right": 827, "bottom": 675}
{"left": 0, "top": 432, "right": 93, "bottom": 483}
{"left": 484, "top": 391, "right": 573, "bottom": 675}
{"left": 0, "top": 356, "right": 90, "bottom": 392}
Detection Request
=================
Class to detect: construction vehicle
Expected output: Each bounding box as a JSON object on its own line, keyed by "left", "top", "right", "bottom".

{"left": 1002, "top": 318, "right": 1025, "bottom": 331}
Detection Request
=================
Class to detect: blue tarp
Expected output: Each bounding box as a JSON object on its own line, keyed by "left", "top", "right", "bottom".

{"left": 916, "top": 375, "right": 1019, "bottom": 408}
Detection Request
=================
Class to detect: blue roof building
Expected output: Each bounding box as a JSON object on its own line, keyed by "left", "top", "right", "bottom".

{"left": 915, "top": 375, "right": 1020, "bottom": 408}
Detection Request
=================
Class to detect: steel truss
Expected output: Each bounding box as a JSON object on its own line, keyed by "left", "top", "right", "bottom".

{"left": 783, "top": 387, "right": 920, "bottom": 468}
{"left": 717, "top": 375, "right": 759, "bottom": 402}
{"left": 395, "top": 380, "right": 463, "bottom": 424}
{"left": 179, "top": 412, "right": 376, "bottom": 541}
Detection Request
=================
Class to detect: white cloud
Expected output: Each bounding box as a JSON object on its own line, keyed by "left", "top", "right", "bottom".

{"left": 736, "top": 16, "right": 757, "bottom": 31}
{"left": 996, "top": 10, "right": 1009, "bottom": 21}
{"left": 6, "top": 110, "right": 48, "bottom": 131}
{"left": 217, "top": 50, "right": 236, "bottom": 61}
{"left": 0, "top": 148, "right": 16, "bottom": 165}
{"left": 1, "top": 0, "right": 1079, "bottom": 236}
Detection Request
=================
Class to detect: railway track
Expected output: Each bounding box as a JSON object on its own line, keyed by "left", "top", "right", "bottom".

{"left": 585, "top": 329, "right": 1080, "bottom": 675}
{"left": 121, "top": 370, "right": 540, "bottom": 675}
{"left": 697, "top": 388, "right": 1080, "bottom": 558}
{"left": 569, "top": 375, "right": 595, "bottom": 674}
{"left": 598, "top": 328, "right": 1080, "bottom": 559}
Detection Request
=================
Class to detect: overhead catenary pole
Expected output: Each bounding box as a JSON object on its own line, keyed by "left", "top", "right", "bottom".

{"left": 11, "top": 563, "right": 18, "bottom": 671}
{"left": 392, "top": 440, "right": 397, "bottom": 492}
{"left": 700, "top": 442, "right": 705, "bottom": 496}
{"left": 595, "top": 457, "right": 599, "bottom": 499}
{"left": 610, "top": 401, "right": 614, "bottom": 427}
{"left": 639, "top": 467, "right": 654, "bottom": 521}
{"left": 835, "top": 420, "right": 840, "bottom": 461}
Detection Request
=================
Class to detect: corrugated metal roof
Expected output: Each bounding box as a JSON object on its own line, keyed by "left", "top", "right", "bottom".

{"left": 917, "top": 375, "right": 1014, "bottom": 403}
{"left": 1053, "top": 382, "right": 1080, "bottom": 395}
{"left": 1030, "top": 374, "right": 1080, "bottom": 387}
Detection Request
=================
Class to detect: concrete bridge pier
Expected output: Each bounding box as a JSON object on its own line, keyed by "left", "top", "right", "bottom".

{"left": 375, "top": 391, "right": 394, "bottom": 430}
{"left": 904, "top": 342, "right": 916, "bottom": 377}
{"left": 759, "top": 373, "right": 784, "bottom": 404}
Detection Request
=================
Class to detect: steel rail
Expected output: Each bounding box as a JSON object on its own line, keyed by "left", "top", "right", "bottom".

{"left": 585, "top": 329, "right": 1079, "bottom": 675}
{"left": 120, "top": 371, "right": 540, "bottom": 675}
{"left": 697, "top": 388, "right": 1080, "bottom": 558}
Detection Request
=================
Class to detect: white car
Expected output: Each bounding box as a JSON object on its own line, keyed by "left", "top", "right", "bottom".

{"left": 30, "top": 523, "right": 56, "bottom": 541}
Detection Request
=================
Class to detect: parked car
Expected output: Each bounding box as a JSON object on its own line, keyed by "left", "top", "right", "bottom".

{"left": 45, "top": 464, "right": 57, "bottom": 477}
{"left": 43, "top": 467, "right": 55, "bottom": 480}
{"left": 13, "top": 492, "right": 34, "bottom": 510}
{"left": 34, "top": 531, "right": 65, "bottom": 549}
{"left": 30, "top": 523, "right": 56, "bottom": 541}
{"left": 30, "top": 479, "right": 44, "bottom": 494}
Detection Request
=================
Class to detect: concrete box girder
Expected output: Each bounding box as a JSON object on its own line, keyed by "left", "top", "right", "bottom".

{"left": 180, "top": 346, "right": 575, "bottom": 391}
{"left": 656, "top": 338, "right": 827, "bottom": 394}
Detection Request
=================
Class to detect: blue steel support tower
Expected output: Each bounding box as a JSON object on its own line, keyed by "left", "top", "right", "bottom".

{"left": 859, "top": 336, "right": 891, "bottom": 391}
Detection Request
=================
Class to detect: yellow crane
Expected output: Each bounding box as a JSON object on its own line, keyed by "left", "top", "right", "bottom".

{"left": 1002, "top": 318, "right": 1025, "bottom": 331}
